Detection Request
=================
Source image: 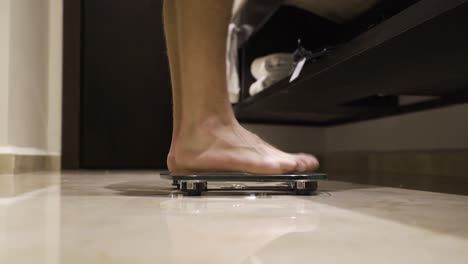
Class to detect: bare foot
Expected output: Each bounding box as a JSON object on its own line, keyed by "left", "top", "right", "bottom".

{"left": 167, "top": 117, "right": 319, "bottom": 174}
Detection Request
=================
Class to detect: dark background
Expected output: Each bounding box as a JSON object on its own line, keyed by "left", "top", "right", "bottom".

{"left": 81, "top": 0, "right": 172, "bottom": 169}
{"left": 62, "top": 0, "right": 468, "bottom": 169}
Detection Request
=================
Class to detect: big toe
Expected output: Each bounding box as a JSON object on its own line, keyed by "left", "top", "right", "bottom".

{"left": 276, "top": 157, "right": 298, "bottom": 174}
{"left": 296, "top": 153, "right": 320, "bottom": 171}
{"left": 293, "top": 155, "right": 308, "bottom": 172}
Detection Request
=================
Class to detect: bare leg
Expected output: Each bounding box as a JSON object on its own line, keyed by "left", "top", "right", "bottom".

{"left": 163, "top": 0, "right": 182, "bottom": 151}
{"left": 164, "top": 0, "right": 319, "bottom": 174}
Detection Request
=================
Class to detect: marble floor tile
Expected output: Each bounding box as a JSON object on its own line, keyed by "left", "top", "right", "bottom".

{"left": 1, "top": 171, "right": 467, "bottom": 264}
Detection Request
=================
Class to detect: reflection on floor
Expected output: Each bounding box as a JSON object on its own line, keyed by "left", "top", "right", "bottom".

{"left": 1, "top": 171, "right": 468, "bottom": 264}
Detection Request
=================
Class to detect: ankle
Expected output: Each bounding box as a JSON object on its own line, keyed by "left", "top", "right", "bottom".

{"left": 180, "top": 114, "right": 238, "bottom": 136}
{"left": 169, "top": 115, "right": 237, "bottom": 156}
{"left": 200, "top": 114, "right": 238, "bottom": 130}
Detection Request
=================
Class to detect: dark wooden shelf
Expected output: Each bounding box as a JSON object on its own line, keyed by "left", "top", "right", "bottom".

{"left": 234, "top": 0, "right": 468, "bottom": 126}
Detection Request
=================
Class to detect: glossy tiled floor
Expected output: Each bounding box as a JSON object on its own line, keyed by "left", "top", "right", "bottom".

{"left": 1, "top": 171, "right": 468, "bottom": 264}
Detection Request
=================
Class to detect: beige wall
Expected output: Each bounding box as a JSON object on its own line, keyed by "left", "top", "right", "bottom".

{"left": 0, "top": 0, "right": 63, "bottom": 155}
{"left": 0, "top": 0, "right": 11, "bottom": 147}
{"left": 325, "top": 104, "right": 468, "bottom": 152}
{"left": 47, "top": 0, "right": 63, "bottom": 153}
{"left": 244, "top": 104, "right": 468, "bottom": 155}
{"left": 8, "top": 0, "right": 49, "bottom": 151}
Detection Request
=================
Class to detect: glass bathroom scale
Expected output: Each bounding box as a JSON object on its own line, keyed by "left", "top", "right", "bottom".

{"left": 160, "top": 171, "right": 327, "bottom": 196}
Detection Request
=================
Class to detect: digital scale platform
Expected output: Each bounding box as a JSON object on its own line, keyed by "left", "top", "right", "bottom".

{"left": 161, "top": 171, "right": 327, "bottom": 196}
